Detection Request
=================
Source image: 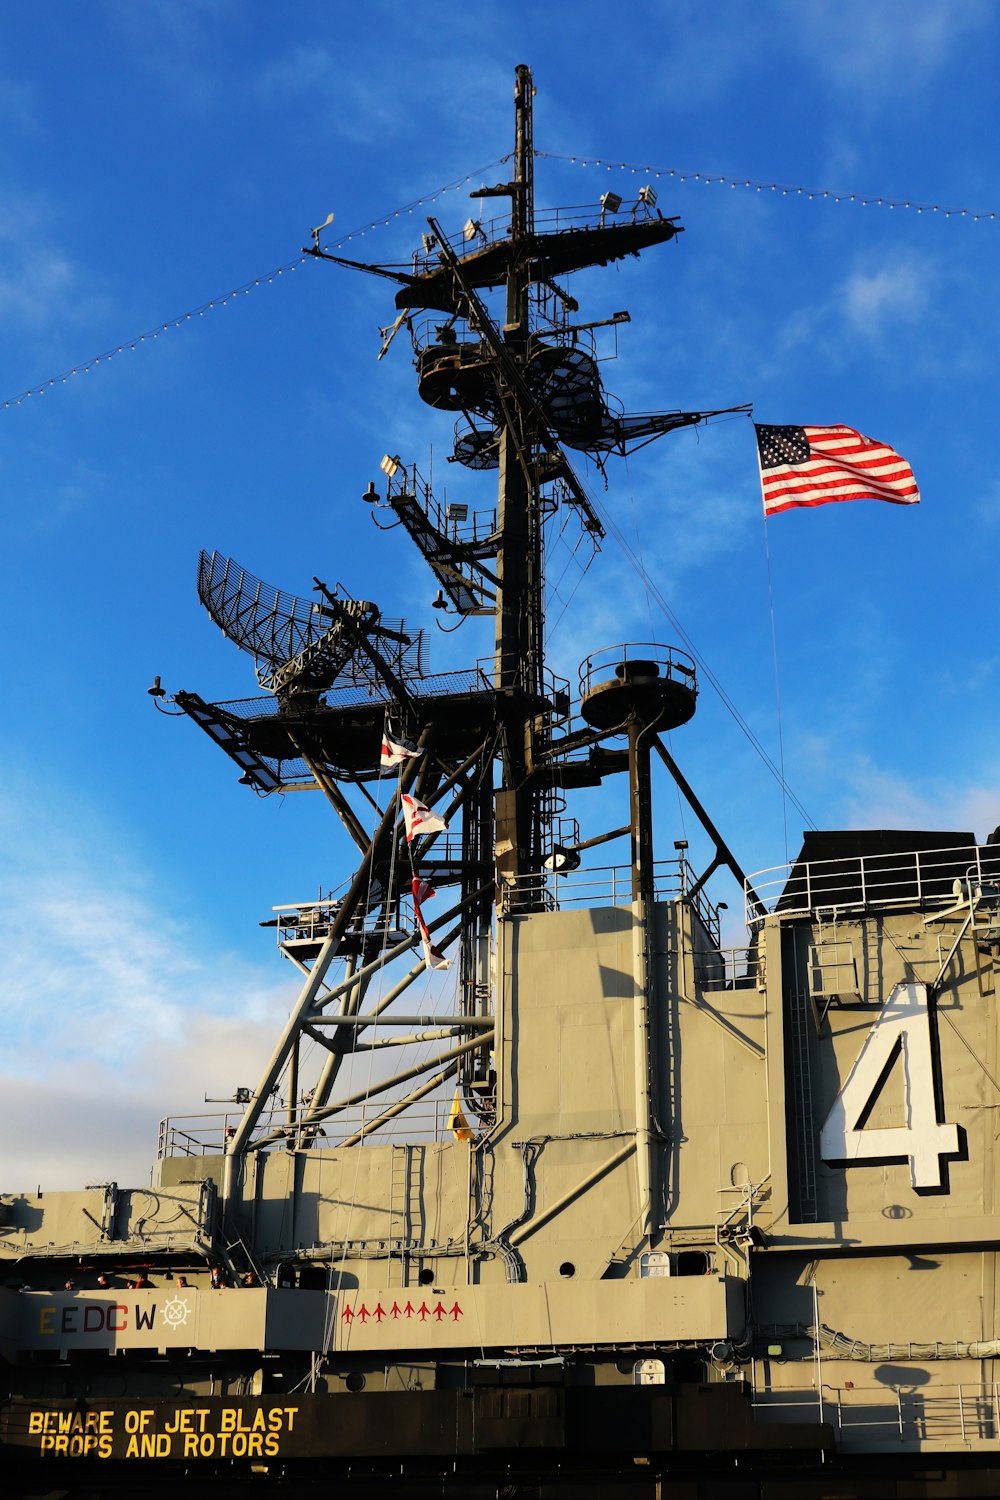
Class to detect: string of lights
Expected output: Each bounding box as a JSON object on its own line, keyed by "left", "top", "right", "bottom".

{"left": 535, "top": 148, "right": 998, "bottom": 223}
{"left": 0, "top": 154, "right": 512, "bottom": 414}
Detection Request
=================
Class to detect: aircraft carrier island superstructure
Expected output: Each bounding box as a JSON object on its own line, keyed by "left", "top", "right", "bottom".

{"left": 4, "top": 66, "right": 1000, "bottom": 1500}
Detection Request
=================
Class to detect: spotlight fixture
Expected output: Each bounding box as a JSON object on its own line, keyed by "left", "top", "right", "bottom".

{"left": 446, "top": 503, "right": 468, "bottom": 523}
{"left": 600, "top": 191, "right": 623, "bottom": 216}
{"left": 637, "top": 184, "right": 658, "bottom": 208}
{"left": 464, "top": 218, "right": 483, "bottom": 242}
{"left": 543, "top": 845, "right": 582, "bottom": 874}
{"left": 380, "top": 454, "right": 402, "bottom": 479}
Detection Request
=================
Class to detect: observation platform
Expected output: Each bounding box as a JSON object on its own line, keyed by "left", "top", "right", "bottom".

{"left": 175, "top": 668, "right": 517, "bottom": 789}
{"left": 580, "top": 643, "right": 697, "bottom": 734}
{"left": 747, "top": 830, "right": 1000, "bottom": 925}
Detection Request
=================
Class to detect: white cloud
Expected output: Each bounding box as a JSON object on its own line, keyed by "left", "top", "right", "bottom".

{"left": 0, "top": 774, "right": 294, "bottom": 1190}
{"left": 974, "top": 481, "right": 1000, "bottom": 527}
{"left": 0, "top": 72, "right": 37, "bottom": 132}
{"left": 253, "top": 37, "right": 510, "bottom": 155}
{"left": 103, "top": 0, "right": 237, "bottom": 112}
{"left": 841, "top": 758, "right": 1000, "bottom": 840}
{"left": 775, "top": 0, "right": 992, "bottom": 92}
{"left": 841, "top": 260, "right": 930, "bottom": 337}
{"left": 774, "top": 250, "right": 938, "bottom": 364}
{"left": 0, "top": 188, "right": 112, "bottom": 335}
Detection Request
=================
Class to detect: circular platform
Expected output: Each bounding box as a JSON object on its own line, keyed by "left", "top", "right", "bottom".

{"left": 579, "top": 645, "right": 697, "bottom": 733}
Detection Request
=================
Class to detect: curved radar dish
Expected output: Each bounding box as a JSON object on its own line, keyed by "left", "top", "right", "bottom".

{"left": 197, "top": 550, "right": 425, "bottom": 700}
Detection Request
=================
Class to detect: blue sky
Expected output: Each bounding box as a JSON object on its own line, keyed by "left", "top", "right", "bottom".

{"left": 2, "top": 1, "right": 999, "bottom": 1187}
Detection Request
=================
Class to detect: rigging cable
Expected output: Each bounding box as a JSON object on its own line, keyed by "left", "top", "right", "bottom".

{"left": 761, "top": 514, "right": 791, "bottom": 864}
{"left": 0, "top": 154, "right": 513, "bottom": 413}
{"left": 6, "top": 145, "right": 982, "bottom": 417}
{"left": 580, "top": 472, "right": 817, "bottom": 833}
{"left": 535, "top": 150, "right": 1000, "bottom": 224}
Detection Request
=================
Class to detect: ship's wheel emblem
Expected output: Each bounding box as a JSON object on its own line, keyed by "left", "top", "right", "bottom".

{"left": 161, "top": 1296, "right": 191, "bottom": 1328}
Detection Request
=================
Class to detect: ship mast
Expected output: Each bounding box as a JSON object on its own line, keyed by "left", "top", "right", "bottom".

{"left": 494, "top": 63, "right": 542, "bottom": 884}
{"left": 169, "top": 63, "right": 752, "bottom": 1213}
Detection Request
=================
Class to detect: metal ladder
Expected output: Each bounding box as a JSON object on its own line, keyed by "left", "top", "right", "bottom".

{"left": 787, "top": 989, "right": 818, "bottom": 1221}
{"left": 859, "top": 914, "right": 882, "bottom": 1004}
{"left": 388, "top": 1144, "right": 416, "bottom": 1286}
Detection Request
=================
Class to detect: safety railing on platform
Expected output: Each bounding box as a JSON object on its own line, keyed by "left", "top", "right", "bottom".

{"left": 411, "top": 200, "right": 666, "bottom": 274}
{"left": 500, "top": 857, "right": 721, "bottom": 941}
{"left": 158, "top": 1099, "right": 464, "bottom": 1159}
{"left": 695, "top": 946, "right": 760, "bottom": 992}
{"left": 746, "top": 843, "right": 1000, "bottom": 927}
{"left": 753, "top": 1381, "right": 1000, "bottom": 1446}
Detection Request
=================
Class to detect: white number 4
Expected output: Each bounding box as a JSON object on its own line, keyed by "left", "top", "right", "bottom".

{"left": 819, "top": 982, "right": 960, "bottom": 1191}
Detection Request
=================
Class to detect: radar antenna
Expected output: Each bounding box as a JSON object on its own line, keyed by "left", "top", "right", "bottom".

{"left": 197, "top": 549, "right": 424, "bottom": 702}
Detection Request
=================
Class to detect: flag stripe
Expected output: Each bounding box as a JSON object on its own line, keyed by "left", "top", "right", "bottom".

{"left": 768, "top": 461, "right": 918, "bottom": 487}
{"left": 765, "top": 471, "right": 919, "bottom": 499}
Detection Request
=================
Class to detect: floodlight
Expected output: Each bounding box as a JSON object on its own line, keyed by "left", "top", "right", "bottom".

{"left": 638, "top": 184, "right": 658, "bottom": 208}
{"left": 543, "top": 845, "right": 582, "bottom": 874}
{"left": 446, "top": 503, "right": 468, "bottom": 522}
{"left": 600, "top": 191, "right": 622, "bottom": 215}
{"left": 380, "top": 454, "right": 402, "bottom": 478}
{"left": 464, "top": 218, "right": 481, "bottom": 242}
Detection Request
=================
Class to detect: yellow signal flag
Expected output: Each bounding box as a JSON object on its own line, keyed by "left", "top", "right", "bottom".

{"left": 448, "top": 1091, "right": 474, "bottom": 1142}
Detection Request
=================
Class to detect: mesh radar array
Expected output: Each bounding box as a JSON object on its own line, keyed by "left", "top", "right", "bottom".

{"left": 197, "top": 550, "right": 426, "bottom": 703}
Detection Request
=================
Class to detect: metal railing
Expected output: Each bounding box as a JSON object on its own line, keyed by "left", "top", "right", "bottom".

{"left": 411, "top": 201, "right": 666, "bottom": 274}
{"left": 500, "top": 857, "right": 721, "bottom": 941}
{"left": 158, "top": 1099, "right": 464, "bottom": 1159}
{"left": 695, "top": 946, "right": 760, "bottom": 992}
{"left": 578, "top": 641, "right": 697, "bottom": 702}
{"left": 753, "top": 1381, "right": 1000, "bottom": 1448}
{"left": 746, "top": 844, "right": 1000, "bottom": 926}
{"left": 158, "top": 1111, "right": 260, "bottom": 1159}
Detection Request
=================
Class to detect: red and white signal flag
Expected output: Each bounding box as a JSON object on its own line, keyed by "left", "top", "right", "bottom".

{"left": 755, "top": 424, "right": 920, "bottom": 517}
{"left": 401, "top": 794, "right": 449, "bottom": 843}
{"left": 380, "top": 731, "right": 422, "bottom": 768}
{"left": 411, "top": 875, "right": 450, "bottom": 971}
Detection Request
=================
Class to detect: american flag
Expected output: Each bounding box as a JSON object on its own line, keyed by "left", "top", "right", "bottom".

{"left": 755, "top": 424, "right": 920, "bottom": 517}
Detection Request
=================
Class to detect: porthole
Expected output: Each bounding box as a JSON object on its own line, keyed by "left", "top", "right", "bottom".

{"left": 559, "top": 1261, "right": 575, "bottom": 1278}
